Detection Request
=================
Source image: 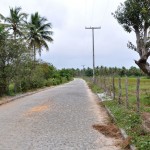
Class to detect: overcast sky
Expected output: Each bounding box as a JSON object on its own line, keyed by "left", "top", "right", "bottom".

{"left": 1, "top": 0, "right": 140, "bottom": 69}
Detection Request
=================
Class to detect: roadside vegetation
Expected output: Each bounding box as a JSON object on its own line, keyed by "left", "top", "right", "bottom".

{"left": 104, "top": 101, "right": 150, "bottom": 150}
{"left": 88, "top": 0, "right": 150, "bottom": 148}
{"left": 84, "top": 67, "right": 150, "bottom": 150}
{"left": 0, "top": 7, "right": 76, "bottom": 97}
{"left": 83, "top": 0, "right": 150, "bottom": 148}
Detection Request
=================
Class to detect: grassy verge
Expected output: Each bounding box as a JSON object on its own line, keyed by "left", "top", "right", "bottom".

{"left": 104, "top": 101, "right": 150, "bottom": 150}
{"left": 85, "top": 77, "right": 150, "bottom": 150}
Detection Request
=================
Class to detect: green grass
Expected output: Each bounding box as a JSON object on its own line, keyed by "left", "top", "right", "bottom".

{"left": 85, "top": 77, "right": 150, "bottom": 150}
{"left": 113, "top": 77, "right": 150, "bottom": 113}
{"left": 88, "top": 82, "right": 103, "bottom": 93}
{"left": 96, "top": 77, "right": 150, "bottom": 113}
{"left": 86, "top": 76, "right": 150, "bottom": 113}
{"left": 104, "top": 101, "right": 150, "bottom": 150}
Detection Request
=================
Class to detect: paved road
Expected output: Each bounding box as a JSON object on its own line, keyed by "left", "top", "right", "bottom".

{"left": 0, "top": 79, "right": 120, "bottom": 150}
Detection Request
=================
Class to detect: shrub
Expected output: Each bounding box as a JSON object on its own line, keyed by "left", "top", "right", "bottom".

{"left": 8, "top": 83, "right": 15, "bottom": 96}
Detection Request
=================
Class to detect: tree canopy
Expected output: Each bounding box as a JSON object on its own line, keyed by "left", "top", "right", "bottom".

{"left": 0, "top": 7, "right": 55, "bottom": 96}
{"left": 113, "top": 0, "right": 150, "bottom": 75}
{"left": 0, "top": 6, "right": 76, "bottom": 96}
{"left": 2, "top": 7, "right": 28, "bottom": 38}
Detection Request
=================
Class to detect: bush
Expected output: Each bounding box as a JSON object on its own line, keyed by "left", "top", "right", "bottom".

{"left": 52, "top": 78, "right": 61, "bottom": 85}
{"left": 21, "top": 78, "right": 31, "bottom": 92}
{"left": 30, "top": 66, "right": 45, "bottom": 88}
{"left": 61, "top": 77, "right": 68, "bottom": 83}
{"left": 5, "top": 61, "right": 74, "bottom": 95}
{"left": 8, "top": 83, "right": 15, "bottom": 96}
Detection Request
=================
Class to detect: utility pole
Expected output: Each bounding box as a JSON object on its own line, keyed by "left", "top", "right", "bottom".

{"left": 85, "top": 26, "right": 101, "bottom": 83}
{"left": 82, "top": 65, "right": 85, "bottom": 77}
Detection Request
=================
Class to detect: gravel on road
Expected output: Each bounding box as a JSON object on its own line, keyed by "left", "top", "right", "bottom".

{"left": 0, "top": 79, "right": 121, "bottom": 150}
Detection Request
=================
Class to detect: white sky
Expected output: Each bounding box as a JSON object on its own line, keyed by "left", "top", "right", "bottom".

{"left": 0, "top": 0, "right": 140, "bottom": 69}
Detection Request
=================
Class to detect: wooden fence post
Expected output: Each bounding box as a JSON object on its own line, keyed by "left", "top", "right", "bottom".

{"left": 125, "top": 76, "right": 129, "bottom": 108}
{"left": 95, "top": 77, "right": 98, "bottom": 85}
{"left": 118, "top": 77, "right": 122, "bottom": 104}
{"left": 104, "top": 76, "right": 106, "bottom": 93}
{"left": 108, "top": 76, "right": 112, "bottom": 96}
{"left": 102, "top": 76, "right": 104, "bottom": 90}
{"left": 99, "top": 76, "right": 101, "bottom": 89}
{"left": 112, "top": 76, "right": 115, "bottom": 100}
{"left": 136, "top": 77, "right": 140, "bottom": 114}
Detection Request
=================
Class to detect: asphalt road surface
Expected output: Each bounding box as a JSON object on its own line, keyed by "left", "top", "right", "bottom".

{"left": 0, "top": 79, "right": 121, "bottom": 150}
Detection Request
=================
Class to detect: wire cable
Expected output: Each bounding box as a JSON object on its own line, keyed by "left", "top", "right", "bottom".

{"left": 100, "top": 0, "right": 111, "bottom": 27}
{"left": 91, "top": 0, "right": 95, "bottom": 26}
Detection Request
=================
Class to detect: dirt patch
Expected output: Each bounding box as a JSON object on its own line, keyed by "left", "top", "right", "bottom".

{"left": 93, "top": 124, "right": 132, "bottom": 149}
{"left": 25, "top": 105, "right": 49, "bottom": 117}
{"left": 30, "top": 105, "right": 48, "bottom": 112}
{"left": 92, "top": 124, "right": 122, "bottom": 139}
{"left": 121, "top": 137, "right": 131, "bottom": 149}
{"left": 0, "top": 96, "right": 13, "bottom": 105}
{"left": 142, "top": 112, "right": 150, "bottom": 121}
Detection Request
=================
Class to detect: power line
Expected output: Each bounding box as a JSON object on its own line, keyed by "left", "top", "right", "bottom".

{"left": 100, "top": 0, "right": 111, "bottom": 26}
{"left": 91, "top": 0, "right": 95, "bottom": 25}
{"left": 84, "top": 0, "right": 95, "bottom": 26}
{"left": 84, "top": 0, "right": 88, "bottom": 25}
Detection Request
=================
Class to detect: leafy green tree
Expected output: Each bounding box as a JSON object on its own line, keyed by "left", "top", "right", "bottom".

{"left": 75, "top": 68, "right": 81, "bottom": 77}
{"left": 0, "top": 7, "right": 28, "bottom": 93}
{"left": 119, "top": 67, "right": 127, "bottom": 76}
{"left": 59, "top": 69, "right": 69, "bottom": 80}
{"left": 0, "top": 27, "right": 27, "bottom": 95}
{"left": 113, "top": 0, "right": 150, "bottom": 75}
{"left": 27, "top": 12, "right": 53, "bottom": 61}
{"left": 0, "top": 28, "right": 9, "bottom": 95}
{"left": 85, "top": 67, "right": 93, "bottom": 77}
{"left": 0, "top": 7, "right": 56, "bottom": 96}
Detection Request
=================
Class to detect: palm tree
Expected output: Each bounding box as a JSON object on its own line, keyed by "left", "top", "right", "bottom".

{"left": 27, "top": 12, "right": 53, "bottom": 61}
{"left": 4, "top": 7, "right": 28, "bottom": 39}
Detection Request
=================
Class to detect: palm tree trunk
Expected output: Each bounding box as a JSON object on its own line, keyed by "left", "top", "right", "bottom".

{"left": 14, "top": 31, "right": 21, "bottom": 93}
{"left": 33, "top": 45, "right": 36, "bottom": 62}
{"left": 14, "top": 32, "right": 17, "bottom": 93}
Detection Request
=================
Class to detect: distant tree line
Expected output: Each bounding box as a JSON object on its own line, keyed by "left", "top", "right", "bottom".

{"left": 79, "top": 66, "right": 145, "bottom": 77}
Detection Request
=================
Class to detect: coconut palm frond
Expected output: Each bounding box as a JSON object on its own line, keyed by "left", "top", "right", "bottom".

{"left": 26, "top": 12, "right": 53, "bottom": 60}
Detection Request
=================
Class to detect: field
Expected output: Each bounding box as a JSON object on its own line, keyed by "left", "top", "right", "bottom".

{"left": 113, "top": 77, "right": 150, "bottom": 113}
{"left": 91, "top": 77, "right": 150, "bottom": 113}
